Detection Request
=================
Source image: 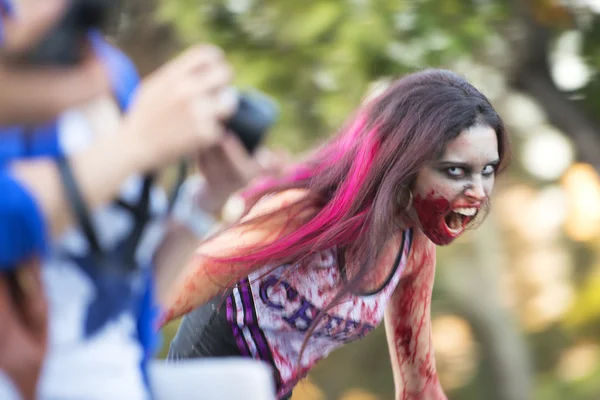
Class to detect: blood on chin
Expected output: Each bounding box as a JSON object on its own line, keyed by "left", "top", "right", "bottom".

{"left": 423, "top": 222, "right": 461, "bottom": 246}
{"left": 412, "top": 193, "right": 464, "bottom": 246}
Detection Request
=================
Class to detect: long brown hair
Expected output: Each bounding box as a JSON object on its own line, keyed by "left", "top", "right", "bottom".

{"left": 217, "top": 68, "right": 510, "bottom": 365}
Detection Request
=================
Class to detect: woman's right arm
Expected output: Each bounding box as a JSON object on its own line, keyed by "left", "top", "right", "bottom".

{"left": 159, "top": 189, "right": 311, "bottom": 324}
{"left": 383, "top": 232, "right": 446, "bottom": 400}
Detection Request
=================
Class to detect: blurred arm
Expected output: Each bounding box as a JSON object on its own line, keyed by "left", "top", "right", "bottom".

{"left": 0, "top": 58, "right": 110, "bottom": 126}
{"left": 9, "top": 131, "right": 146, "bottom": 238}
{"left": 384, "top": 232, "right": 447, "bottom": 400}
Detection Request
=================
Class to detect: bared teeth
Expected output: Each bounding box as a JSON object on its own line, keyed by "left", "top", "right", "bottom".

{"left": 454, "top": 207, "right": 477, "bottom": 217}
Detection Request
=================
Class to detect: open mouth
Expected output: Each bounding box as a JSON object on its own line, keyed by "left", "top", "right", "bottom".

{"left": 444, "top": 207, "right": 478, "bottom": 234}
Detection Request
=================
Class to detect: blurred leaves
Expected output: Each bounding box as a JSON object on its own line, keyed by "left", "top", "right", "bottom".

{"left": 154, "top": 0, "right": 503, "bottom": 151}
{"left": 148, "top": 0, "right": 600, "bottom": 157}
{"left": 564, "top": 268, "right": 600, "bottom": 329}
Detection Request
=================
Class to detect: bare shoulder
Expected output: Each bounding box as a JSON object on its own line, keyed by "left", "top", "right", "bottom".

{"left": 198, "top": 189, "right": 313, "bottom": 258}
{"left": 242, "top": 188, "right": 312, "bottom": 220}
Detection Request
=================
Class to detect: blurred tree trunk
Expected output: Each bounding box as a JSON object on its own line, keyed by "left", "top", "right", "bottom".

{"left": 502, "top": 0, "right": 600, "bottom": 172}
{"left": 113, "top": 0, "right": 182, "bottom": 76}
{"left": 438, "top": 218, "right": 533, "bottom": 400}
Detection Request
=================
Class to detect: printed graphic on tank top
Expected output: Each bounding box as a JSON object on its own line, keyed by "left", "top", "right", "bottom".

{"left": 227, "top": 228, "right": 413, "bottom": 397}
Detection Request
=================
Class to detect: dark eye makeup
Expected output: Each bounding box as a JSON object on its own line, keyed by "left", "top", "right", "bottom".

{"left": 437, "top": 160, "right": 499, "bottom": 179}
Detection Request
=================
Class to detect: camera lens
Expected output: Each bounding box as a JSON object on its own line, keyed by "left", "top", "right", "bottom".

{"left": 226, "top": 90, "right": 279, "bottom": 154}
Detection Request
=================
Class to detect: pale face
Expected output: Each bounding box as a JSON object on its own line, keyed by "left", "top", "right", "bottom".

{"left": 411, "top": 124, "right": 500, "bottom": 245}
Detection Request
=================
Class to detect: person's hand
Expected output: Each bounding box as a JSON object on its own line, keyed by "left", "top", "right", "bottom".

{"left": 0, "top": 0, "right": 111, "bottom": 125}
{"left": 196, "top": 134, "right": 261, "bottom": 213}
{"left": 120, "top": 45, "right": 237, "bottom": 173}
{"left": 195, "top": 134, "right": 289, "bottom": 214}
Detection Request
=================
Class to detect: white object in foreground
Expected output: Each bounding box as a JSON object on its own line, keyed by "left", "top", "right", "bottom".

{"left": 149, "top": 358, "right": 276, "bottom": 400}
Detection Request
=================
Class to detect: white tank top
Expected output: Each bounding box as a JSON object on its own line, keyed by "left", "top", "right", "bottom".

{"left": 227, "top": 228, "right": 413, "bottom": 397}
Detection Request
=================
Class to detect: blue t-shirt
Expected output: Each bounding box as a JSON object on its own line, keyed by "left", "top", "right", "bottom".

{"left": 0, "top": 172, "right": 47, "bottom": 268}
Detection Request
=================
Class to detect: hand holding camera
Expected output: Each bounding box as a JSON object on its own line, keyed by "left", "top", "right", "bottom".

{"left": 120, "top": 45, "right": 237, "bottom": 172}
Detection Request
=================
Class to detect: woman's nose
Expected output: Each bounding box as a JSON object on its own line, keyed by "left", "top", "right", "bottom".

{"left": 463, "top": 178, "right": 486, "bottom": 202}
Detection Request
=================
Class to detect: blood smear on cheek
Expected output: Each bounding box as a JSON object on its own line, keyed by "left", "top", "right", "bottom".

{"left": 413, "top": 192, "right": 453, "bottom": 245}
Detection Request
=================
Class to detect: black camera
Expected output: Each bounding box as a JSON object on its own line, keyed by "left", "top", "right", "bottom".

{"left": 226, "top": 89, "right": 278, "bottom": 153}
{"left": 21, "top": 0, "right": 278, "bottom": 153}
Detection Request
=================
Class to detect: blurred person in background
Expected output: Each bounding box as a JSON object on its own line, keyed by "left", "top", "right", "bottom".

{"left": 162, "top": 69, "right": 511, "bottom": 400}
{"left": 0, "top": 1, "right": 111, "bottom": 398}
{"left": 0, "top": 0, "right": 246, "bottom": 398}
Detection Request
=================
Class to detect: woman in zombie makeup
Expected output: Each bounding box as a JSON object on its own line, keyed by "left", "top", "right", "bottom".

{"left": 161, "top": 69, "right": 510, "bottom": 400}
